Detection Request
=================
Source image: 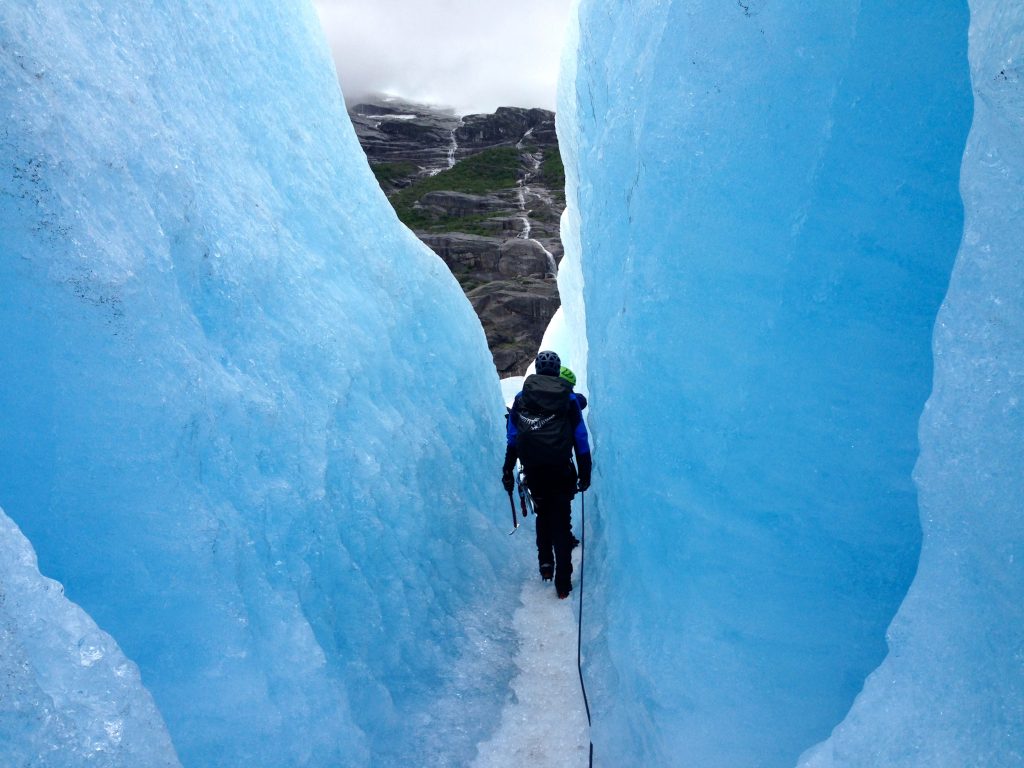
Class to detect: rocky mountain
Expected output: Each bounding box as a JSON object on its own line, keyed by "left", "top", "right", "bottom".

{"left": 348, "top": 96, "right": 565, "bottom": 376}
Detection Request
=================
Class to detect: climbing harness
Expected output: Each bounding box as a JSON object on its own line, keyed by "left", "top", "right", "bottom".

{"left": 577, "top": 490, "right": 594, "bottom": 767}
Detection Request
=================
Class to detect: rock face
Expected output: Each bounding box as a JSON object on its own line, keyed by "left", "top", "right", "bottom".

{"left": 457, "top": 107, "right": 559, "bottom": 153}
{"left": 468, "top": 279, "right": 561, "bottom": 375}
{"left": 348, "top": 101, "right": 462, "bottom": 190}
{"left": 348, "top": 96, "right": 565, "bottom": 375}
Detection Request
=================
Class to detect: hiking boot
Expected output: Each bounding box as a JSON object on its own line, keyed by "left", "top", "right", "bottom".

{"left": 539, "top": 563, "right": 554, "bottom": 582}
{"left": 557, "top": 584, "right": 572, "bottom": 599}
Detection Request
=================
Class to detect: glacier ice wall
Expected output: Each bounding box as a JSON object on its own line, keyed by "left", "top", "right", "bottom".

{"left": 0, "top": 2, "right": 513, "bottom": 766}
{"left": 799, "top": 3, "right": 1024, "bottom": 765}
{"left": 0, "top": 507, "right": 181, "bottom": 768}
{"left": 559, "top": 1, "right": 972, "bottom": 765}
{"left": 552, "top": 207, "right": 589, "bottom": 397}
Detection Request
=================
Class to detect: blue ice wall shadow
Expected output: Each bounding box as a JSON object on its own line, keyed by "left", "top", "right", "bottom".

{"left": 564, "top": 1, "right": 973, "bottom": 765}
{"left": 0, "top": 3, "right": 511, "bottom": 766}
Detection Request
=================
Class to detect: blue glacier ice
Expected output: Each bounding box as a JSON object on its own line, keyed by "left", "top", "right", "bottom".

{"left": 4, "top": 0, "right": 1023, "bottom": 765}
{"left": 0, "top": 506, "right": 181, "bottom": 767}
{"left": 799, "top": 2, "right": 1024, "bottom": 765}
{"left": 1, "top": 2, "right": 516, "bottom": 766}
{"left": 559, "top": 1, "right": 986, "bottom": 765}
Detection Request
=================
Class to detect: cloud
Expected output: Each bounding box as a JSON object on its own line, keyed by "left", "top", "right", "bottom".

{"left": 313, "top": 0, "right": 574, "bottom": 115}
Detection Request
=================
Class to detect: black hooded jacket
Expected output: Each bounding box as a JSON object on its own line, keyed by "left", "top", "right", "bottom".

{"left": 503, "top": 374, "right": 591, "bottom": 494}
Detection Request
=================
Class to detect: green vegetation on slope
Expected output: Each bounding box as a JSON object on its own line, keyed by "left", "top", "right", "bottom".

{"left": 540, "top": 150, "right": 566, "bottom": 204}
{"left": 370, "top": 161, "right": 418, "bottom": 188}
{"left": 390, "top": 147, "right": 521, "bottom": 230}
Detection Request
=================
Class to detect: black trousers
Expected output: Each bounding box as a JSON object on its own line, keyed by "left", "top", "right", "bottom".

{"left": 524, "top": 462, "right": 577, "bottom": 592}
{"left": 533, "top": 492, "right": 574, "bottom": 592}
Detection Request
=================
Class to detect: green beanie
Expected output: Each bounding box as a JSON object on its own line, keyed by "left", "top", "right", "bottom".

{"left": 559, "top": 366, "right": 577, "bottom": 387}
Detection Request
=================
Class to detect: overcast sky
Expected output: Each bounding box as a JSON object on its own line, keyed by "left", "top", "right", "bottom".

{"left": 313, "top": 0, "right": 574, "bottom": 115}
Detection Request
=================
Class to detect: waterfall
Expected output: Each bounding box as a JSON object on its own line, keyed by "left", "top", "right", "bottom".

{"left": 446, "top": 118, "right": 464, "bottom": 169}
{"left": 516, "top": 185, "right": 531, "bottom": 239}
{"left": 515, "top": 127, "right": 535, "bottom": 150}
{"left": 532, "top": 239, "right": 558, "bottom": 277}
{"left": 515, "top": 127, "right": 543, "bottom": 240}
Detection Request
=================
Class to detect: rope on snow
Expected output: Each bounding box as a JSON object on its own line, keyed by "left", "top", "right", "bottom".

{"left": 577, "top": 490, "right": 594, "bottom": 767}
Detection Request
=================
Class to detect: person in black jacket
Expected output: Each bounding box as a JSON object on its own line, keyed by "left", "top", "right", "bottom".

{"left": 503, "top": 351, "right": 592, "bottom": 599}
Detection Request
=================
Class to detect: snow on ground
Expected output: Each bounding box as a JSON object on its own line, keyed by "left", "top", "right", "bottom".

{"left": 472, "top": 525, "right": 591, "bottom": 768}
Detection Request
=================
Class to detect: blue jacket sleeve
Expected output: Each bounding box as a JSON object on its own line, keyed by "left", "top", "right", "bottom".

{"left": 506, "top": 399, "right": 520, "bottom": 447}
{"left": 570, "top": 395, "right": 590, "bottom": 455}
{"left": 503, "top": 399, "right": 521, "bottom": 475}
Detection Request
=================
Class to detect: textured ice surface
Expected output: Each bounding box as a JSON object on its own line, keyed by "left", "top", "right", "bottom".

{"left": 553, "top": 208, "right": 589, "bottom": 398}
{"left": 560, "top": 1, "right": 972, "bottom": 765}
{"left": 0, "top": 507, "right": 181, "bottom": 768}
{"left": 0, "top": 2, "right": 514, "bottom": 765}
{"left": 799, "top": 3, "right": 1024, "bottom": 766}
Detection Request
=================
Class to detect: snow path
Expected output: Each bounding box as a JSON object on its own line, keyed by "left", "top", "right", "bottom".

{"left": 472, "top": 531, "right": 591, "bottom": 768}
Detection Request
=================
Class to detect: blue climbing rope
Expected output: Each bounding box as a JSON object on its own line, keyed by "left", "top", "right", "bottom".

{"left": 577, "top": 490, "right": 594, "bottom": 767}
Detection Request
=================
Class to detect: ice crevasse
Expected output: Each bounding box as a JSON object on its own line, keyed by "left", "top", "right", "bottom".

{"left": 0, "top": 506, "right": 180, "bottom": 767}
{"left": 1, "top": 2, "right": 517, "bottom": 766}
{"left": 557, "top": 0, "right": 1022, "bottom": 766}
{"left": 1, "top": 0, "right": 1023, "bottom": 767}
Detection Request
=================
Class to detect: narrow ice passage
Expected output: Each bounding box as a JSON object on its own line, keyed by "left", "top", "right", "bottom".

{"left": 472, "top": 517, "right": 591, "bottom": 768}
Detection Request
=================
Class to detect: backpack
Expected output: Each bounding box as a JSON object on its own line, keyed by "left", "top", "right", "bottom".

{"left": 514, "top": 374, "right": 574, "bottom": 466}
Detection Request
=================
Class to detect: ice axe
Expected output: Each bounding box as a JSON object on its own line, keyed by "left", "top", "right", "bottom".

{"left": 516, "top": 468, "right": 532, "bottom": 518}
{"left": 505, "top": 489, "right": 516, "bottom": 536}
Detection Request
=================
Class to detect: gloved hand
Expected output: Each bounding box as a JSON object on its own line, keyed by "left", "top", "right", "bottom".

{"left": 502, "top": 445, "right": 518, "bottom": 494}
{"left": 577, "top": 477, "right": 590, "bottom": 493}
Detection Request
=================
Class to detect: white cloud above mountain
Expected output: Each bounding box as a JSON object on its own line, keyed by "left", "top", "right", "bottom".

{"left": 314, "top": 0, "right": 574, "bottom": 114}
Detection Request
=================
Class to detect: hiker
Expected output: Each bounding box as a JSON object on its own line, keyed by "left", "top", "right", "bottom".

{"left": 559, "top": 365, "right": 588, "bottom": 411}
{"left": 503, "top": 351, "right": 592, "bottom": 599}
{"left": 557, "top": 365, "right": 586, "bottom": 550}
